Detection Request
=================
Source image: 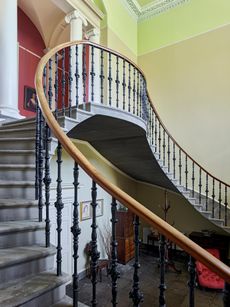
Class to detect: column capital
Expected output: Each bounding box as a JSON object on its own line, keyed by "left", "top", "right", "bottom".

{"left": 86, "top": 28, "right": 100, "bottom": 40}
{"left": 65, "top": 10, "right": 88, "bottom": 27}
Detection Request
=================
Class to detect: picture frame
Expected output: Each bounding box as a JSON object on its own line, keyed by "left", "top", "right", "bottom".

{"left": 80, "top": 199, "right": 104, "bottom": 221}
{"left": 96, "top": 199, "right": 104, "bottom": 217}
{"left": 80, "top": 201, "right": 91, "bottom": 221}
{"left": 24, "top": 86, "right": 36, "bottom": 112}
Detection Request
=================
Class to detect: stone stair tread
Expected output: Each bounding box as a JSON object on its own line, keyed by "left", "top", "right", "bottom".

{"left": 0, "top": 199, "right": 37, "bottom": 207}
{"left": 0, "top": 245, "right": 56, "bottom": 269}
{"left": 0, "top": 127, "right": 35, "bottom": 132}
{"left": 2, "top": 117, "right": 35, "bottom": 127}
{"left": 52, "top": 296, "right": 88, "bottom": 307}
{"left": 209, "top": 217, "right": 225, "bottom": 222}
{"left": 0, "top": 137, "right": 35, "bottom": 140}
{"left": 0, "top": 149, "right": 35, "bottom": 153}
{"left": 0, "top": 180, "right": 34, "bottom": 186}
{"left": 0, "top": 164, "right": 35, "bottom": 168}
{"left": 0, "top": 270, "right": 70, "bottom": 307}
{"left": 0, "top": 220, "right": 44, "bottom": 234}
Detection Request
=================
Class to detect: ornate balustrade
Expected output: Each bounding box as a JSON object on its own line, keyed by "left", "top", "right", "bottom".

{"left": 35, "top": 40, "right": 230, "bottom": 307}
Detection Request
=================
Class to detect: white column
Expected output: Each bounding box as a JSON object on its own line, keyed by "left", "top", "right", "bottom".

{"left": 0, "top": 0, "right": 21, "bottom": 119}
{"left": 65, "top": 10, "right": 87, "bottom": 107}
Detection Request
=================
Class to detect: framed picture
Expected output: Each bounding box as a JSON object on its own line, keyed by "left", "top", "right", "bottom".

{"left": 96, "top": 199, "right": 104, "bottom": 217}
{"left": 24, "top": 86, "right": 36, "bottom": 112}
{"left": 80, "top": 201, "right": 91, "bottom": 221}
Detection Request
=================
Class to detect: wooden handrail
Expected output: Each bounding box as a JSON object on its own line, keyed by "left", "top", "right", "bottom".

{"left": 35, "top": 40, "right": 230, "bottom": 282}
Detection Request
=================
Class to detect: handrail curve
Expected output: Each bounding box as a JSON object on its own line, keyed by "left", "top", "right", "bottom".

{"left": 35, "top": 40, "right": 230, "bottom": 282}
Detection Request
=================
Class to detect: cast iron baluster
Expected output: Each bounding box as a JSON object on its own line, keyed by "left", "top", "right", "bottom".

{"left": 38, "top": 108, "right": 44, "bottom": 222}
{"left": 54, "top": 52, "right": 58, "bottom": 117}
{"left": 159, "top": 234, "right": 166, "bottom": 307}
{"left": 151, "top": 111, "right": 154, "bottom": 145}
{"left": 35, "top": 100, "right": 40, "bottom": 200}
{"left": 90, "top": 46, "right": 95, "bottom": 103}
{"left": 136, "top": 72, "right": 139, "bottom": 116}
{"left": 44, "top": 122, "right": 51, "bottom": 247}
{"left": 115, "top": 56, "right": 119, "bottom": 108}
{"left": 100, "top": 49, "right": 104, "bottom": 104}
{"left": 223, "top": 283, "right": 230, "bottom": 307}
{"left": 185, "top": 155, "right": 188, "bottom": 190}
{"left": 173, "top": 143, "right": 176, "bottom": 179}
{"left": 108, "top": 52, "right": 112, "bottom": 106}
{"left": 162, "top": 130, "right": 166, "bottom": 165}
{"left": 68, "top": 46, "right": 72, "bottom": 116}
{"left": 224, "top": 186, "right": 228, "bottom": 226}
{"left": 179, "top": 149, "right": 182, "bottom": 186}
{"left": 133, "top": 67, "right": 136, "bottom": 114}
{"left": 91, "top": 181, "right": 100, "bottom": 307}
{"left": 43, "top": 65, "right": 47, "bottom": 95}
{"left": 122, "top": 60, "right": 126, "bottom": 110}
{"left": 218, "top": 182, "right": 222, "bottom": 220}
{"left": 54, "top": 141, "right": 64, "bottom": 275}
{"left": 212, "top": 179, "right": 215, "bottom": 218}
{"left": 72, "top": 162, "right": 81, "bottom": 307}
{"left": 192, "top": 162, "right": 195, "bottom": 197}
{"left": 110, "top": 197, "right": 120, "bottom": 306}
{"left": 139, "top": 77, "right": 143, "bottom": 118}
{"left": 188, "top": 256, "right": 196, "bottom": 307}
{"left": 158, "top": 122, "right": 161, "bottom": 160}
{"left": 43, "top": 62, "right": 51, "bottom": 243}
{"left": 167, "top": 135, "right": 171, "bottom": 173}
{"left": 205, "top": 174, "right": 209, "bottom": 211}
{"left": 75, "top": 45, "right": 79, "bottom": 108}
{"left": 199, "top": 168, "right": 202, "bottom": 205}
{"left": 129, "top": 215, "right": 143, "bottom": 306}
{"left": 128, "top": 63, "right": 131, "bottom": 112}
{"left": 48, "top": 58, "right": 53, "bottom": 109}
{"left": 83, "top": 45, "right": 87, "bottom": 104}
{"left": 61, "top": 48, "right": 65, "bottom": 114}
{"left": 155, "top": 116, "right": 158, "bottom": 152}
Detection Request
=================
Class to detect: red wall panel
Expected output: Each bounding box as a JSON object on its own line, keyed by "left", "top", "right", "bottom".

{"left": 18, "top": 8, "right": 45, "bottom": 117}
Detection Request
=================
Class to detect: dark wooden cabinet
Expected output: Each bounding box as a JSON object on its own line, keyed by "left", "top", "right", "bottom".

{"left": 117, "top": 210, "right": 134, "bottom": 264}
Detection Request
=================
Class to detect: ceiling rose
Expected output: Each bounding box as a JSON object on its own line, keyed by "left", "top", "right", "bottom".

{"left": 120, "top": 0, "right": 190, "bottom": 21}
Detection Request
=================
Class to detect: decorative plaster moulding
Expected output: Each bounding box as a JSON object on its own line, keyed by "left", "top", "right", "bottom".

{"left": 120, "top": 0, "right": 190, "bottom": 22}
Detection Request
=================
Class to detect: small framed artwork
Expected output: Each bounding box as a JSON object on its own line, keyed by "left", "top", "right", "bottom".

{"left": 24, "top": 86, "right": 37, "bottom": 112}
{"left": 80, "top": 201, "right": 91, "bottom": 221}
{"left": 96, "top": 199, "right": 104, "bottom": 217}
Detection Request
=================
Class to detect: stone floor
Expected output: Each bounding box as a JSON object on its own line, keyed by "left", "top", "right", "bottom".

{"left": 66, "top": 249, "right": 224, "bottom": 307}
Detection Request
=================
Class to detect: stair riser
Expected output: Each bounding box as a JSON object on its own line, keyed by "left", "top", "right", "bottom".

{"left": 0, "top": 207, "right": 37, "bottom": 222}
{"left": 22, "top": 284, "right": 66, "bottom": 307}
{"left": 0, "top": 254, "right": 54, "bottom": 284}
{"left": 2, "top": 121, "right": 36, "bottom": 130}
{"left": 0, "top": 186, "right": 35, "bottom": 199}
{"left": 0, "top": 140, "right": 35, "bottom": 150}
{"left": 201, "top": 212, "right": 212, "bottom": 219}
{"left": 0, "top": 169, "right": 35, "bottom": 181}
{"left": 211, "top": 220, "right": 224, "bottom": 227}
{"left": 0, "top": 130, "right": 36, "bottom": 138}
{"left": 0, "top": 153, "right": 35, "bottom": 164}
{"left": 0, "top": 229, "right": 45, "bottom": 249}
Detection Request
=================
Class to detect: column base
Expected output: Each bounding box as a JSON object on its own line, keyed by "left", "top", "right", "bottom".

{"left": 0, "top": 108, "right": 24, "bottom": 121}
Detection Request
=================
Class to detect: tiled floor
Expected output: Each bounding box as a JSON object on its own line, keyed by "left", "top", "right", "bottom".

{"left": 67, "top": 249, "right": 224, "bottom": 307}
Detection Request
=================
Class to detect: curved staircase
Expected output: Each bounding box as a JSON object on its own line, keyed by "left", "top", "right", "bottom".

{"left": 0, "top": 40, "right": 229, "bottom": 306}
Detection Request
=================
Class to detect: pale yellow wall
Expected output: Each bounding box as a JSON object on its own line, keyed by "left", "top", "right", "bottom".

{"left": 136, "top": 183, "right": 226, "bottom": 236}
{"left": 138, "top": 24, "right": 230, "bottom": 183}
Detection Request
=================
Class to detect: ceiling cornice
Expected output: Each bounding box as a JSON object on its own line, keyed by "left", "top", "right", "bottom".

{"left": 120, "top": 0, "right": 190, "bottom": 22}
